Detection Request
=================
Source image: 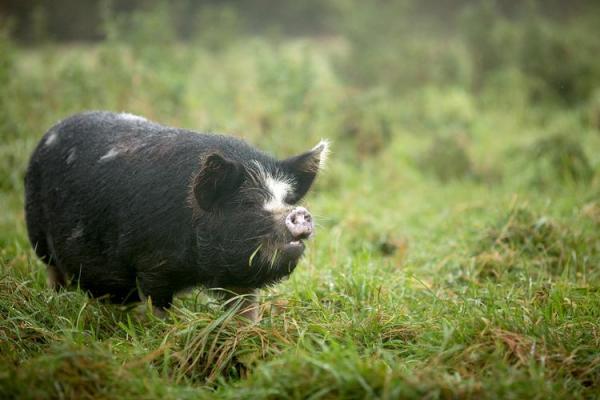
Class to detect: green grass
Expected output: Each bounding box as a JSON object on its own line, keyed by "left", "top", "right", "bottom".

{"left": 1, "top": 33, "right": 600, "bottom": 399}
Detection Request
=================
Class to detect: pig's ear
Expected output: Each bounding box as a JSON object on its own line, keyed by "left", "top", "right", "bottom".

{"left": 193, "top": 153, "right": 245, "bottom": 211}
{"left": 281, "top": 140, "right": 330, "bottom": 203}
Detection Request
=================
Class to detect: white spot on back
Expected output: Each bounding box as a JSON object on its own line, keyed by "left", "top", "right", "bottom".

{"left": 45, "top": 133, "right": 57, "bottom": 147}
{"left": 119, "top": 113, "right": 147, "bottom": 122}
{"left": 67, "top": 224, "right": 84, "bottom": 241}
{"left": 66, "top": 147, "right": 77, "bottom": 164}
{"left": 99, "top": 147, "right": 120, "bottom": 162}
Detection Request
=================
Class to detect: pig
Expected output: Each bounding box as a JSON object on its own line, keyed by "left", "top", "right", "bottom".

{"left": 24, "top": 111, "right": 329, "bottom": 321}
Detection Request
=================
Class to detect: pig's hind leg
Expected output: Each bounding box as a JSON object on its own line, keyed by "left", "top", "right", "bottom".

{"left": 64, "top": 258, "right": 141, "bottom": 304}
{"left": 47, "top": 265, "right": 67, "bottom": 290}
{"left": 25, "top": 180, "right": 67, "bottom": 290}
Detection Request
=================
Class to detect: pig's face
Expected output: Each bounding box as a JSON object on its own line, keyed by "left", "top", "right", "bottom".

{"left": 192, "top": 140, "right": 329, "bottom": 286}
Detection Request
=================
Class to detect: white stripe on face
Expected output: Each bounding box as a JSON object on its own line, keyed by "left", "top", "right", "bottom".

{"left": 247, "top": 160, "right": 294, "bottom": 213}
{"left": 263, "top": 175, "right": 292, "bottom": 212}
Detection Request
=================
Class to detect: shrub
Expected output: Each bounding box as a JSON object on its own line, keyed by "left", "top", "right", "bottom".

{"left": 255, "top": 47, "right": 317, "bottom": 113}
{"left": 474, "top": 207, "right": 600, "bottom": 280}
{"left": 527, "top": 134, "right": 593, "bottom": 186}
{"left": 337, "top": 92, "right": 392, "bottom": 158}
{"left": 461, "top": 2, "right": 600, "bottom": 105}
{"left": 586, "top": 88, "right": 600, "bottom": 131}
{"left": 459, "top": 0, "right": 520, "bottom": 90}
{"left": 0, "top": 27, "right": 20, "bottom": 143}
{"left": 418, "top": 135, "right": 474, "bottom": 182}
{"left": 192, "top": 5, "right": 241, "bottom": 52}
{"left": 333, "top": 0, "right": 473, "bottom": 93}
{"left": 406, "top": 86, "right": 476, "bottom": 132}
{"left": 517, "top": 16, "right": 600, "bottom": 105}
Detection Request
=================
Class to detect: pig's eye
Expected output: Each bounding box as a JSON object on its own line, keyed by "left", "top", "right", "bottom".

{"left": 284, "top": 192, "right": 300, "bottom": 205}
{"left": 235, "top": 186, "right": 269, "bottom": 208}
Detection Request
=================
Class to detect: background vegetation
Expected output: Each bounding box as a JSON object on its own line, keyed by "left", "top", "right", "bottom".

{"left": 1, "top": 1, "right": 600, "bottom": 398}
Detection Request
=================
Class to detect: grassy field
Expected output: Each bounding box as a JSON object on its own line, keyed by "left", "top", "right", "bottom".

{"left": 1, "top": 17, "right": 600, "bottom": 399}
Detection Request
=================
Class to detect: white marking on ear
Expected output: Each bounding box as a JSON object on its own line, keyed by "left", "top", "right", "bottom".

{"left": 119, "top": 113, "right": 147, "bottom": 122}
{"left": 99, "top": 147, "right": 120, "bottom": 162}
{"left": 263, "top": 175, "right": 292, "bottom": 212}
{"left": 312, "top": 139, "right": 330, "bottom": 170}
{"left": 45, "top": 133, "right": 57, "bottom": 147}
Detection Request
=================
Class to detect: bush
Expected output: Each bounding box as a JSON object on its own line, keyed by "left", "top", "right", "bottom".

{"left": 474, "top": 206, "right": 600, "bottom": 280}
{"left": 0, "top": 27, "right": 20, "bottom": 143}
{"left": 193, "top": 5, "right": 241, "bottom": 52}
{"left": 336, "top": 91, "right": 392, "bottom": 158}
{"left": 333, "top": 0, "right": 473, "bottom": 93}
{"left": 255, "top": 47, "right": 317, "bottom": 113}
{"left": 406, "top": 86, "right": 476, "bottom": 132}
{"left": 517, "top": 17, "right": 600, "bottom": 105}
{"left": 459, "top": 0, "right": 520, "bottom": 90}
{"left": 417, "top": 134, "right": 474, "bottom": 182}
{"left": 586, "top": 88, "right": 600, "bottom": 131}
{"left": 110, "top": 2, "right": 176, "bottom": 61}
{"left": 334, "top": 0, "right": 600, "bottom": 106}
{"left": 461, "top": 1, "right": 600, "bottom": 105}
{"left": 527, "top": 134, "right": 594, "bottom": 186}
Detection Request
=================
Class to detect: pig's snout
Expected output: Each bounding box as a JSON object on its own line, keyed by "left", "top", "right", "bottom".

{"left": 285, "top": 207, "right": 313, "bottom": 240}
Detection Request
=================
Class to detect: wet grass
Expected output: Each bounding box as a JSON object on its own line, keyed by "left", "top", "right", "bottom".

{"left": 1, "top": 35, "right": 600, "bottom": 399}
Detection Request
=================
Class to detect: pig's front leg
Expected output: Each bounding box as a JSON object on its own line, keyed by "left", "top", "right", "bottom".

{"left": 223, "top": 287, "right": 260, "bottom": 322}
{"left": 136, "top": 274, "right": 174, "bottom": 318}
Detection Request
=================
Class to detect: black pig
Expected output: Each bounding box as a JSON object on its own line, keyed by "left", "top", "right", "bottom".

{"left": 24, "top": 111, "right": 329, "bottom": 320}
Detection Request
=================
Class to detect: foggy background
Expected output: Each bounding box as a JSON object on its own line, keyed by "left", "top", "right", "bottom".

{"left": 2, "top": 1, "right": 596, "bottom": 42}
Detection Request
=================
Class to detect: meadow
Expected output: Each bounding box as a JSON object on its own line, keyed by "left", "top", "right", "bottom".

{"left": 1, "top": 3, "right": 600, "bottom": 398}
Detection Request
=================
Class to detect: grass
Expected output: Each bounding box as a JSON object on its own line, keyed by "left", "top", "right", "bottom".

{"left": 1, "top": 32, "right": 600, "bottom": 399}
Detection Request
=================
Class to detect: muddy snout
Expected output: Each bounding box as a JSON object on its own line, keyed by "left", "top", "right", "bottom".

{"left": 285, "top": 207, "right": 314, "bottom": 240}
